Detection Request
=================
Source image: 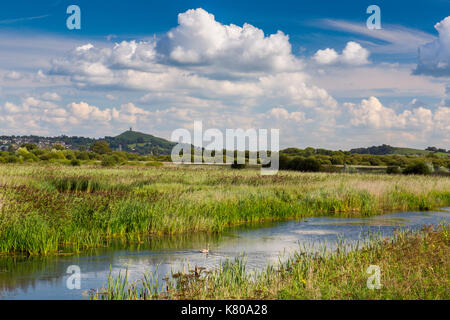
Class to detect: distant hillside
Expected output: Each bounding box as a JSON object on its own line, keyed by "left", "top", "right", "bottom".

{"left": 350, "top": 144, "right": 449, "bottom": 157}
{"left": 105, "top": 130, "right": 176, "bottom": 155}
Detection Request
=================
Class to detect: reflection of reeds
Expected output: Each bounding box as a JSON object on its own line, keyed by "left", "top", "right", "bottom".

{"left": 92, "top": 225, "right": 450, "bottom": 300}
{"left": 0, "top": 164, "right": 449, "bottom": 255}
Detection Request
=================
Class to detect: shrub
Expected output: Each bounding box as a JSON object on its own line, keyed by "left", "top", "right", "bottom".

{"left": 5, "top": 154, "right": 18, "bottom": 163}
{"left": 70, "top": 159, "right": 81, "bottom": 166}
{"left": 403, "top": 162, "right": 431, "bottom": 175}
{"left": 231, "top": 160, "right": 246, "bottom": 169}
{"left": 302, "top": 158, "right": 321, "bottom": 172}
{"left": 76, "top": 151, "right": 90, "bottom": 160}
{"left": 90, "top": 141, "right": 112, "bottom": 154}
{"left": 320, "top": 165, "right": 342, "bottom": 173}
{"left": 386, "top": 166, "right": 401, "bottom": 174}
{"left": 145, "top": 161, "right": 163, "bottom": 167}
{"left": 101, "top": 155, "right": 118, "bottom": 167}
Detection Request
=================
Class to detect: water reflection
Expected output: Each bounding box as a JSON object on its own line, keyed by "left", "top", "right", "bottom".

{"left": 0, "top": 208, "right": 448, "bottom": 300}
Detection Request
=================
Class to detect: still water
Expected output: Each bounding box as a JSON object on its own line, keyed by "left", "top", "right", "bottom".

{"left": 0, "top": 208, "right": 448, "bottom": 300}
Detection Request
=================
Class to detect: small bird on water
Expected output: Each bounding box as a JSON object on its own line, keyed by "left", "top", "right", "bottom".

{"left": 200, "top": 243, "right": 209, "bottom": 254}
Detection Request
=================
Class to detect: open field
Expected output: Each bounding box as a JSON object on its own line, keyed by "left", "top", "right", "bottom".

{"left": 0, "top": 164, "right": 449, "bottom": 256}
{"left": 92, "top": 225, "right": 450, "bottom": 300}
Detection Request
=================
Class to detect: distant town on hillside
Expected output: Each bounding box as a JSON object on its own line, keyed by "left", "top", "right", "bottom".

{"left": 0, "top": 129, "right": 449, "bottom": 157}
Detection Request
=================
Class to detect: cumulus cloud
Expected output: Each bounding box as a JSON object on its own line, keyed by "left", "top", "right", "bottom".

{"left": 316, "top": 19, "right": 435, "bottom": 55}
{"left": 313, "top": 41, "right": 370, "bottom": 66}
{"left": 50, "top": 8, "right": 302, "bottom": 84}
{"left": 414, "top": 16, "right": 450, "bottom": 77}
{"left": 346, "top": 96, "right": 441, "bottom": 131}
{"left": 341, "top": 96, "right": 450, "bottom": 147}
{"left": 0, "top": 96, "right": 156, "bottom": 136}
{"left": 2, "top": 8, "right": 446, "bottom": 148}
{"left": 159, "top": 8, "right": 301, "bottom": 72}
{"left": 267, "top": 107, "right": 306, "bottom": 123}
{"left": 47, "top": 7, "right": 336, "bottom": 124}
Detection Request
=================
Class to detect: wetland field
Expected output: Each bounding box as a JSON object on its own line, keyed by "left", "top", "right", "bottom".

{"left": 0, "top": 164, "right": 449, "bottom": 300}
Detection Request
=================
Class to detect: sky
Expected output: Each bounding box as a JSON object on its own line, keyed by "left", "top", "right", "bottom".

{"left": 0, "top": 0, "right": 449, "bottom": 149}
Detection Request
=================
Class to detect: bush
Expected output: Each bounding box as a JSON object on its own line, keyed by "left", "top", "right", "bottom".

{"left": 5, "top": 154, "right": 18, "bottom": 163}
{"left": 90, "top": 141, "right": 112, "bottom": 154}
{"left": 70, "top": 159, "right": 81, "bottom": 166}
{"left": 302, "top": 158, "right": 322, "bottom": 172}
{"left": 320, "top": 165, "right": 342, "bottom": 173}
{"left": 386, "top": 166, "right": 401, "bottom": 174}
{"left": 145, "top": 161, "right": 163, "bottom": 167}
{"left": 76, "top": 151, "right": 90, "bottom": 160}
{"left": 288, "top": 157, "right": 321, "bottom": 172}
{"left": 101, "top": 155, "right": 118, "bottom": 167}
{"left": 231, "top": 160, "right": 246, "bottom": 169}
{"left": 403, "top": 162, "right": 431, "bottom": 175}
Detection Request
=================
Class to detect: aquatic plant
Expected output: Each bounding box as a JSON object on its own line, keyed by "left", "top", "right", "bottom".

{"left": 92, "top": 225, "right": 450, "bottom": 300}
{"left": 0, "top": 164, "right": 449, "bottom": 255}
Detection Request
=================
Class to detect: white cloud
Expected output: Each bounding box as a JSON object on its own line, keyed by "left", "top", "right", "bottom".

{"left": 0, "top": 8, "right": 447, "bottom": 149}
{"left": 313, "top": 42, "right": 370, "bottom": 66}
{"left": 341, "top": 96, "right": 449, "bottom": 147}
{"left": 47, "top": 8, "right": 336, "bottom": 122}
{"left": 161, "top": 8, "right": 302, "bottom": 72}
{"left": 313, "top": 48, "right": 339, "bottom": 65}
{"left": 309, "top": 63, "right": 445, "bottom": 98}
{"left": 317, "top": 19, "right": 435, "bottom": 55}
{"left": 414, "top": 16, "right": 450, "bottom": 77}
{"left": 4, "top": 71, "right": 22, "bottom": 80}
{"left": 41, "top": 92, "right": 62, "bottom": 101}
{"left": 346, "top": 96, "right": 438, "bottom": 131}
{"left": 266, "top": 107, "right": 306, "bottom": 123}
{"left": 69, "top": 102, "right": 112, "bottom": 121}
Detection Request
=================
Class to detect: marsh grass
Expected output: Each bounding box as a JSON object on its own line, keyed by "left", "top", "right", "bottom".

{"left": 0, "top": 164, "right": 449, "bottom": 255}
{"left": 92, "top": 225, "right": 450, "bottom": 300}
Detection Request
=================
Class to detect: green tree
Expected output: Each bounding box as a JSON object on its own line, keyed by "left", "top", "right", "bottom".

{"left": 90, "top": 141, "right": 112, "bottom": 154}
{"left": 403, "top": 162, "right": 431, "bottom": 175}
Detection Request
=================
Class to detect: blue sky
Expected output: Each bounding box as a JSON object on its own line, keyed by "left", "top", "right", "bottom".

{"left": 0, "top": 0, "right": 449, "bottom": 149}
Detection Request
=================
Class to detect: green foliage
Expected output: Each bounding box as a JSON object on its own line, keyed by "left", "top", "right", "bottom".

{"left": 90, "top": 141, "right": 112, "bottom": 154}
{"left": 108, "top": 130, "right": 177, "bottom": 155}
{"left": 0, "top": 165, "right": 449, "bottom": 256}
{"left": 20, "top": 143, "right": 38, "bottom": 151}
{"left": 70, "top": 158, "right": 81, "bottom": 166}
{"left": 101, "top": 155, "right": 118, "bottom": 167}
{"left": 52, "top": 144, "right": 66, "bottom": 151}
{"left": 93, "top": 227, "right": 450, "bottom": 300}
{"left": 403, "top": 161, "right": 432, "bottom": 175}
{"left": 280, "top": 156, "right": 321, "bottom": 172}
{"left": 386, "top": 166, "right": 401, "bottom": 174}
{"left": 231, "top": 161, "right": 246, "bottom": 169}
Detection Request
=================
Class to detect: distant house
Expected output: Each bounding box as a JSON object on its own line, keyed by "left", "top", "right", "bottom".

{"left": 0, "top": 145, "right": 8, "bottom": 151}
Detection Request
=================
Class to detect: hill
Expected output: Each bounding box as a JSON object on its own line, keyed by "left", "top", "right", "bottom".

{"left": 105, "top": 130, "right": 176, "bottom": 155}
{"left": 350, "top": 144, "right": 449, "bottom": 157}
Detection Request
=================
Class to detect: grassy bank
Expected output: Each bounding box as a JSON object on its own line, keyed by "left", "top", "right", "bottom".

{"left": 0, "top": 164, "right": 449, "bottom": 255}
{"left": 92, "top": 225, "right": 450, "bottom": 300}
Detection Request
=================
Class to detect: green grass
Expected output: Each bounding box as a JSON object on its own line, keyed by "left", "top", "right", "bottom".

{"left": 0, "top": 163, "right": 449, "bottom": 256}
{"left": 92, "top": 225, "right": 450, "bottom": 300}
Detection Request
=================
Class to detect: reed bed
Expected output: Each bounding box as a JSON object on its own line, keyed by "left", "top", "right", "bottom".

{"left": 92, "top": 225, "right": 450, "bottom": 300}
{"left": 0, "top": 164, "right": 449, "bottom": 255}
